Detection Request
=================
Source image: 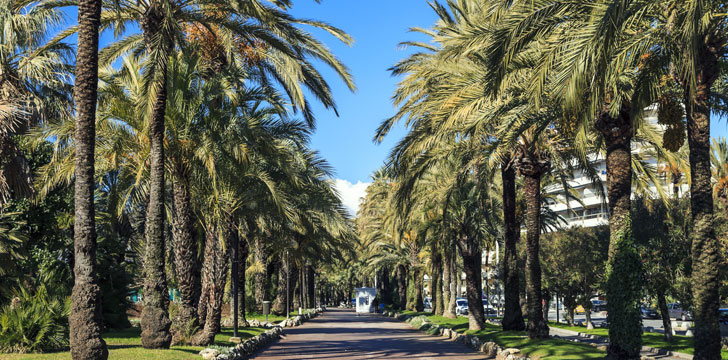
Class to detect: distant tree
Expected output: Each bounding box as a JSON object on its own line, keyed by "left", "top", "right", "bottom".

{"left": 633, "top": 197, "right": 692, "bottom": 342}
{"left": 541, "top": 226, "right": 608, "bottom": 328}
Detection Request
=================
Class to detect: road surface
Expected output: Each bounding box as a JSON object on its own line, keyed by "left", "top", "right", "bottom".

{"left": 250, "top": 308, "right": 485, "bottom": 359}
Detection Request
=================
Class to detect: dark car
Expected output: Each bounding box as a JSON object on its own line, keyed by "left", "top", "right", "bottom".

{"left": 640, "top": 306, "right": 659, "bottom": 319}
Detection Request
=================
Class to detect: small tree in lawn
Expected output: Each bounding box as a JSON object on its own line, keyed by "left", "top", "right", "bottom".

{"left": 541, "top": 226, "right": 609, "bottom": 328}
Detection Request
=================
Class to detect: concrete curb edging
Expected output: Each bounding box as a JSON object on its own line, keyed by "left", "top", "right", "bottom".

{"left": 383, "top": 311, "right": 530, "bottom": 360}
{"left": 199, "top": 308, "right": 324, "bottom": 360}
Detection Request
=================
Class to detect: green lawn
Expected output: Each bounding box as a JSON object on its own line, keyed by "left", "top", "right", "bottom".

{"left": 400, "top": 311, "right": 605, "bottom": 359}
{"left": 0, "top": 326, "right": 266, "bottom": 360}
{"left": 548, "top": 322, "right": 728, "bottom": 359}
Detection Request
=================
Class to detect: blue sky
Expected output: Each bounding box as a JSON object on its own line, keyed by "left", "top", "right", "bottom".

{"left": 285, "top": 1, "right": 439, "bottom": 212}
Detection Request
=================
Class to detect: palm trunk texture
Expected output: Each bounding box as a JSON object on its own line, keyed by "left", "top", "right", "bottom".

{"left": 458, "top": 234, "right": 484, "bottom": 331}
{"left": 686, "top": 40, "right": 722, "bottom": 359}
{"left": 69, "top": 0, "right": 108, "bottom": 358}
{"left": 172, "top": 176, "right": 198, "bottom": 332}
{"left": 596, "top": 107, "right": 642, "bottom": 359}
{"left": 501, "top": 160, "right": 525, "bottom": 331}
{"left": 520, "top": 161, "right": 549, "bottom": 339}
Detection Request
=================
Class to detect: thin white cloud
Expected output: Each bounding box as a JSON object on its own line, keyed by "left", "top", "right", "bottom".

{"left": 334, "top": 179, "right": 370, "bottom": 216}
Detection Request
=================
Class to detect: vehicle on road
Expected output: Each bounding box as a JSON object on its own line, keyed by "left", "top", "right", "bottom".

{"left": 667, "top": 303, "right": 692, "bottom": 321}
{"left": 455, "top": 298, "right": 468, "bottom": 316}
{"left": 640, "top": 306, "right": 660, "bottom": 319}
{"left": 482, "top": 299, "right": 497, "bottom": 317}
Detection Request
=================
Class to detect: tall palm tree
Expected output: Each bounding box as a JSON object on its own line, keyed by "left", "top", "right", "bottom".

{"left": 69, "top": 0, "right": 108, "bottom": 357}
{"left": 673, "top": 4, "right": 728, "bottom": 354}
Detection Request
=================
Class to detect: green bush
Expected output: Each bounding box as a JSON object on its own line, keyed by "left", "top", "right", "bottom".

{"left": 0, "top": 285, "right": 70, "bottom": 353}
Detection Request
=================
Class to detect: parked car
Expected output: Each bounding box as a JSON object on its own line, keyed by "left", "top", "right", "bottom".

{"left": 576, "top": 300, "right": 607, "bottom": 314}
{"left": 455, "top": 298, "right": 468, "bottom": 315}
{"left": 640, "top": 306, "right": 660, "bottom": 319}
{"left": 719, "top": 308, "right": 728, "bottom": 336}
{"left": 668, "top": 303, "right": 692, "bottom": 321}
{"left": 482, "top": 299, "right": 497, "bottom": 317}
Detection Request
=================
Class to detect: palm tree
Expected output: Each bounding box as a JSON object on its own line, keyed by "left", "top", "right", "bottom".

{"left": 43, "top": 0, "right": 356, "bottom": 346}
{"left": 0, "top": 0, "right": 71, "bottom": 206}
{"left": 69, "top": 0, "right": 108, "bottom": 357}
{"left": 672, "top": 3, "right": 727, "bottom": 351}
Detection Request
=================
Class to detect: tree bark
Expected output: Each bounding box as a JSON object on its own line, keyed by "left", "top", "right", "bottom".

{"left": 140, "top": 58, "right": 172, "bottom": 350}
{"left": 172, "top": 176, "right": 198, "bottom": 333}
{"left": 413, "top": 267, "right": 424, "bottom": 312}
{"left": 273, "top": 254, "right": 288, "bottom": 314}
{"left": 501, "top": 160, "right": 525, "bottom": 331}
{"left": 520, "top": 167, "right": 549, "bottom": 339}
{"left": 191, "top": 225, "right": 230, "bottom": 346}
{"left": 307, "top": 265, "right": 315, "bottom": 308}
{"left": 595, "top": 106, "right": 642, "bottom": 359}
{"left": 139, "top": 5, "right": 173, "bottom": 348}
{"left": 253, "top": 236, "right": 267, "bottom": 312}
{"left": 432, "top": 240, "right": 443, "bottom": 315}
{"left": 396, "top": 264, "right": 408, "bottom": 310}
{"left": 657, "top": 291, "right": 673, "bottom": 342}
{"left": 69, "top": 0, "right": 108, "bottom": 357}
{"left": 685, "top": 39, "right": 721, "bottom": 359}
{"left": 442, "top": 248, "right": 456, "bottom": 318}
{"left": 458, "top": 234, "right": 484, "bottom": 331}
{"left": 236, "top": 234, "right": 249, "bottom": 325}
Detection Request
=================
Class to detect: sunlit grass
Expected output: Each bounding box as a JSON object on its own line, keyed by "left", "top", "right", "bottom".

{"left": 0, "top": 326, "right": 266, "bottom": 360}
{"left": 549, "top": 322, "right": 728, "bottom": 359}
{"left": 401, "top": 311, "right": 605, "bottom": 359}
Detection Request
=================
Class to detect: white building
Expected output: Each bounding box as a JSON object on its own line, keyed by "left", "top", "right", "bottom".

{"left": 543, "top": 107, "right": 686, "bottom": 228}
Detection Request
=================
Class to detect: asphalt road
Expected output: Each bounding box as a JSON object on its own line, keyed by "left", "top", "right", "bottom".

{"left": 250, "top": 308, "right": 485, "bottom": 359}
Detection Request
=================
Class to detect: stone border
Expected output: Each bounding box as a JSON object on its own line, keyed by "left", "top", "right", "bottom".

{"left": 199, "top": 308, "right": 323, "bottom": 360}
{"left": 382, "top": 311, "right": 530, "bottom": 360}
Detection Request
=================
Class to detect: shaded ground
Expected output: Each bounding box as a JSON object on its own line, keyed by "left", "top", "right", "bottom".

{"left": 251, "top": 308, "right": 485, "bottom": 359}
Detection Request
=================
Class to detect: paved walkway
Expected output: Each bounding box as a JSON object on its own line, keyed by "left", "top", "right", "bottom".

{"left": 250, "top": 308, "right": 485, "bottom": 359}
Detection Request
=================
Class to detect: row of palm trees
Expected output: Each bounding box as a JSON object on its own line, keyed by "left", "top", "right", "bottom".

{"left": 3, "top": 0, "right": 357, "bottom": 358}
{"left": 366, "top": 1, "right": 726, "bottom": 359}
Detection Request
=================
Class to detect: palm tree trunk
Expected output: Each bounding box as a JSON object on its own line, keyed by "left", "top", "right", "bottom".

{"left": 448, "top": 249, "right": 458, "bottom": 318}
{"left": 595, "top": 106, "right": 642, "bottom": 358}
{"left": 140, "top": 60, "right": 172, "bottom": 351}
{"left": 191, "top": 225, "right": 230, "bottom": 346}
{"left": 657, "top": 290, "right": 673, "bottom": 343}
{"left": 396, "top": 264, "right": 407, "bottom": 310}
{"left": 685, "top": 42, "right": 721, "bottom": 359}
{"left": 172, "top": 176, "right": 198, "bottom": 332}
{"left": 307, "top": 265, "right": 315, "bottom": 308}
{"left": 273, "top": 255, "right": 288, "bottom": 314}
{"left": 69, "top": 0, "right": 107, "bottom": 357}
{"left": 253, "top": 236, "right": 267, "bottom": 312}
{"left": 442, "top": 248, "right": 455, "bottom": 318}
{"left": 432, "top": 240, "right": 443, "bottom": 315}
{"left": 236, "top": 235, "right": 249, "bottom": 325}
{"left": 521, "top": 170, "right": 549, "bottom": 339}
{"left": 413, "top": 267, "right": 424, "bottom": 312}
{"left": 458, "top": 234, "right": 484, "bottom": 331}
{"left": 501, "top": 160, "right": 525, "bottom": 331}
